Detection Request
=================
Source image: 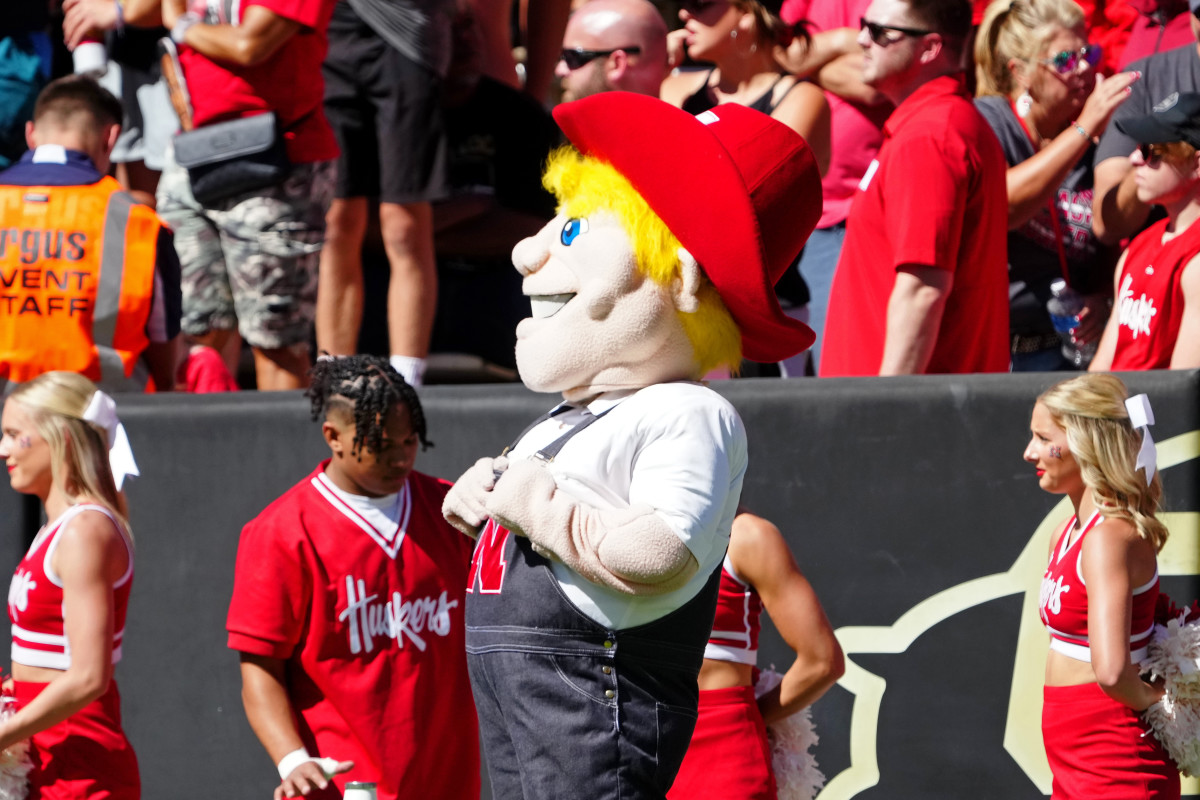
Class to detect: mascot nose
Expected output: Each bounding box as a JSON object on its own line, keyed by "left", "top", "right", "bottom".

{"left": 512, "top": 229, "right": 551, "bottom": 277}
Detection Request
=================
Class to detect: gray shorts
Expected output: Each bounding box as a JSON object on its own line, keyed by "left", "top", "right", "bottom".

{"left": 156, "top": 147, "right": 335, "bottom": 350}
{"left": 98, "top": 62, "right": 178, "bottom": 171}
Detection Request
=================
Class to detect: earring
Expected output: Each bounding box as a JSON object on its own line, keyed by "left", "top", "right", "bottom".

{"left": 730, "top": 29, "right": 737, "bottom": 40}
{"left": 1016, "top": 91, "right": 1033, "bottom": 118}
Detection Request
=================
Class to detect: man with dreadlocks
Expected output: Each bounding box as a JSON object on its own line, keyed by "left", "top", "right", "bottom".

{"left": 226, "top": 355, "right": 479, "bottom": 800}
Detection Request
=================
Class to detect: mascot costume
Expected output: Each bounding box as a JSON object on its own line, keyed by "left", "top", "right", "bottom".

{"left": 442, "top": 92, "right": 822, "bottom": 799}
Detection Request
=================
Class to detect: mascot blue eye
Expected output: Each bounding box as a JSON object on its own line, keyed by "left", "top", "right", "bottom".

{"left": 560, "top": 218, "right": 589, "bottom": 246}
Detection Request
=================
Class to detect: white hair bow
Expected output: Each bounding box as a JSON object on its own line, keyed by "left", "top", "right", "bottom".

{"left": 1125, "top": 394, "right": 1156, "bottom": 485}
{"left": 81, "top": 390, "right": 139, "bottom": 491}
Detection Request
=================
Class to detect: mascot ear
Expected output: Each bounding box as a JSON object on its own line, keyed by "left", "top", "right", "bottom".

{"left": 673, "top": 248, "right": 702, "bottom": 314}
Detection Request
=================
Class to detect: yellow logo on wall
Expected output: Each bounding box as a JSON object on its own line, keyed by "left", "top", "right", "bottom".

{"left": 817, "top": 431, "right": 1200, "bottom": 799}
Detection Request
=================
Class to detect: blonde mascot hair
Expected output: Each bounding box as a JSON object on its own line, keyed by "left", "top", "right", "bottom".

{"left": 543, "top": 147, "right": 743, "bottom": 376}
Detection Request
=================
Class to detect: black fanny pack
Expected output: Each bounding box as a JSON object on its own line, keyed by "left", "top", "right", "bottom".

{"left": 172, "top": 112, "right": 290, "bottom": 205}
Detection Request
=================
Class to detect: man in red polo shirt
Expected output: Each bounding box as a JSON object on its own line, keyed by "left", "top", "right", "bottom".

{"left": 820, "top": 0, "right": 1009, "bottom": 376}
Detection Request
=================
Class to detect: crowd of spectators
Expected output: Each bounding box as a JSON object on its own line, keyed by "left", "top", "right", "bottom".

{"left": 1, "top": 0, "right": 1199, "bottom": 392}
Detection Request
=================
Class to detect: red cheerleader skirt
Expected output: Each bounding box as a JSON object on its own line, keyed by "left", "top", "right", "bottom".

{"left": 15, "top": 679, "right": 140, "bottom": 800}
{"left": 668, "top": 685, "right": 776, "bottom": 800}
{"left": 1042, "top": 682, "right": 1179, "bottom": 800}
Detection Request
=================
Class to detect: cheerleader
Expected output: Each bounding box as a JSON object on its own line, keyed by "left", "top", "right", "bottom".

{"left": 0, "top": 372, "right": 140, "bottom": 799}
{"left": 668, "top": 509, "right": 844, "bottom": 799}
{"left": 1028, "top": 373, "right": 1179, "bottom": 799}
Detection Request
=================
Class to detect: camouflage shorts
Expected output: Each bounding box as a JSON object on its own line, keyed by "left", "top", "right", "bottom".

{"left": 156, "top": 150, "right": 335, "bottom": 350}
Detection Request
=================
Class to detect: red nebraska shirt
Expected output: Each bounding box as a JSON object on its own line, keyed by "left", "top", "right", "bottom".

{"left": 820, "top": 75, "right": 1010, "bottom": 377}
{"left": 1110, "top": 216, "right": 1200, "bottom": 370}
{"left": 227, "top": 464, "right": 479, "bottom": 800}
{"left": 178, "top": 0, "right": 339, "bottom": 163}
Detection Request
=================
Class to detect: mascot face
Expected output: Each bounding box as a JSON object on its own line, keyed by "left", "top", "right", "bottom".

{"left": 513, "top": 211, "right": 696, "bottom": 399}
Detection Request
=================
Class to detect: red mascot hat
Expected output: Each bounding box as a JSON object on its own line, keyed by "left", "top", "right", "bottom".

{"left": 553, "top": 91, "right": 823, "bottom": 364}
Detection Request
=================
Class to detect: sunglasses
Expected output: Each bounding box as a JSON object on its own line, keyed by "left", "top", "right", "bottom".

{"left": 859, "top": 17, "right": 933, "bottom": 47}
{"left": 679, "top": 0, "right": 727, "bottom": 15}
{"left": 1040, "top": 44, "right": 1102, "bottom": 75}
{"left": 1137, "top": 142, "right": 1169, "bottom": 167}
{"left": 559, "top": 46, "right": 642, "bottom": 71}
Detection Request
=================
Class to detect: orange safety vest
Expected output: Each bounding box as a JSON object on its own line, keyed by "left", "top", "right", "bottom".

{"left": 0, "top": 176, "right": 160, "bottom": 392}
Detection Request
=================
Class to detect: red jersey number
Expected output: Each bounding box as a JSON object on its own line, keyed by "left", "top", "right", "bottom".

{"left": 467, "top": 519, "right": 510, "bottom": 594}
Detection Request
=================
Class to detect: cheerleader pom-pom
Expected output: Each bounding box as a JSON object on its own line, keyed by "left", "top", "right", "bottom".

{"left": 755, "top": 669, "right": 824, "bottom": 800}
{"left": 1143, "top": 693, "right": 1200, "bottom": 777}
{"left": 0, "top": 697, "right": 32, "bottom": 800}
{"left": 1141, "top": 601, "right": 1200, "bottom": 700}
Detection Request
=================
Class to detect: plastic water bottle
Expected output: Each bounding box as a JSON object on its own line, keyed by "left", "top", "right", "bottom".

{"left": 1047, "top": 279, "right": 1095, "bottom": 368}
{"left": 72, "top": 38, "right": 108, "bottom": 77}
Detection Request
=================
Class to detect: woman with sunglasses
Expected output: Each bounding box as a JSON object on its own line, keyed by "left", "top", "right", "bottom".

{"left": 1026, "top": 374, "right": 1179, "bottom": 799}
{"left": 661, "top": 0, "right": 831, "bottom": 177}
{"left": 1089, "top": 93, "right": 1200, "bottom": 371}
{"left": 974, "top": 0, "right": 1138, "bottom": 372}
{"left": 0, "top": 372, "right": 140, "bottom": 799}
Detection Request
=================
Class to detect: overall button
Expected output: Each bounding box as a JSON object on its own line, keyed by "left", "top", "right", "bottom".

{"left": 602, "top": 666, "right": 612, "bottom": 675}
{"left": 603, "top": 640, "right": 613, "bottom": 649}
{"left": 604, "top": 690, "right": 615, "bottom": 699}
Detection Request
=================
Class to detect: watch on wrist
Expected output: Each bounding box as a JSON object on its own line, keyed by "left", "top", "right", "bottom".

{"left": 171, "top": 12, "right": 201, "bottom": 44}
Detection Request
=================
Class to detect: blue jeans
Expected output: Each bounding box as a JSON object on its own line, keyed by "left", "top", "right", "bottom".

{"left": 795, "top": 222, "right": 846, "bottom": 371}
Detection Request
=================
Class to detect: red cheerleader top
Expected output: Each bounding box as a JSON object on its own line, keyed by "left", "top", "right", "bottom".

{"left": 1038, "top": 511, "right": 1157, "bottom": 663}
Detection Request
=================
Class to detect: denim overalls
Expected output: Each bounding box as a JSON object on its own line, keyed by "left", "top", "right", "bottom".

{"left": 465, "top": 409, "right": 722, "bottom": 800}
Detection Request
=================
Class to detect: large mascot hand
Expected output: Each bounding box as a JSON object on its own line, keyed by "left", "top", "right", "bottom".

{"left": 485, "top": 459, "right": 699, "bottom": 596}
{"left": 443, "top": 456, "right": 509, "bottom": 537}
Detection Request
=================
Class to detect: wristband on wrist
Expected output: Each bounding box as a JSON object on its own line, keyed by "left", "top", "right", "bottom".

{"left": 1070, "top": 120, "right": 1089, "bottom": 139}
{"left": 171, "top": 11, "right": 201, "bottom": 45}
{"left": 276, "top": 748, "right": 313, "bottom": 780}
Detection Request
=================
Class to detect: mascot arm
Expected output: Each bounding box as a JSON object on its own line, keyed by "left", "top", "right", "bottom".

{"left": 443, "top": 456, "right": 509, "bottom": 538}
{"left": 485, "top": 459, "right": 699, "bottom": 596}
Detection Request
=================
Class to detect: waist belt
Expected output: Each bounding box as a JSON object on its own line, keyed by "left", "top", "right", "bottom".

{"left": 1011, "top": 332, "right": 1060, "bottom": 354}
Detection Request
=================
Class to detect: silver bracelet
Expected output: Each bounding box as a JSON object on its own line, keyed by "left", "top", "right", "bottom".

{"left": 1070, "top": 121, "right": 1089, "bottom": 139}
{"left": 170, "top": 11, "right": 201, "bottom": 45}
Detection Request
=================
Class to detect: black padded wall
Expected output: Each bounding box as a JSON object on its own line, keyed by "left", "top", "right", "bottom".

{"left": 1, "top": 371, "right": 1195, "bottom": 799}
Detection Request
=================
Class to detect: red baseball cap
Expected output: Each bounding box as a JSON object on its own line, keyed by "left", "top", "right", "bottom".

{"left": 553, "top": 92, "right": 822, "bottom": 363}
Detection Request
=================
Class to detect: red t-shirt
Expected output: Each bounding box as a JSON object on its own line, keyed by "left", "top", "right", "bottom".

{"left": 1110, "top": 216, "right": 1200, "bottom": 370}
{"left": 179, "top": 0, "right": 339, "bottom": 163}
{"left": 820, "top": 75, "right": 1010, "bottom": 377}
{"left": 227, "top": 464, "right": 479, "bottom": 800}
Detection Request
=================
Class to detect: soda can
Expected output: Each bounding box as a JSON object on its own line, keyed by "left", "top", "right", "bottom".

{"left": 343, "top": 782, "right": 377, "bottom": 800}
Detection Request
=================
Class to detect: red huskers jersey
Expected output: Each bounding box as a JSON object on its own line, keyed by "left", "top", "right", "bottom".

{"left": 227, "top": 463, "right": 479, "bottom": 800}
{"left": 704, "top": 556, "right": 763, "bottom": 665}
{"left": 1111, "top": 217, "right": 1200, "bottom": 370}
{"left": 1039, "top": 512, "right": 1158, "bottom": 663}
{"left": 9, "top": 503, "right": 133, "bottom": 670}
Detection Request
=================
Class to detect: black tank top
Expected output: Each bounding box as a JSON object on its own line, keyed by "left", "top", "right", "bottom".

{"left": 681, "top": 69, "right": 799, "bottom": 116}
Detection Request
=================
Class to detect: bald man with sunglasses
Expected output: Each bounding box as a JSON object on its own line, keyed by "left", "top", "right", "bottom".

{"left": 820, "top": 0, "right": 1010, "bottom": 376}
{"left": 556, "top": 0, "right": 669, "bottom": 102}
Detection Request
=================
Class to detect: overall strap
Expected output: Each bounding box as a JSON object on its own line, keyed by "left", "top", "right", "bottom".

{"left": 501, "top": 405, "right": 616, "bottom": 462}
